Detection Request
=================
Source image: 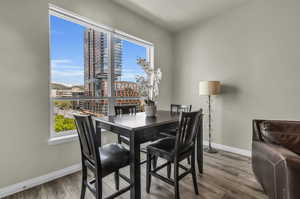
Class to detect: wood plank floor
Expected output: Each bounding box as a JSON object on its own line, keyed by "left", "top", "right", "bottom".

{"left": 4, "top": 133, "right": 267, "bottom": 199}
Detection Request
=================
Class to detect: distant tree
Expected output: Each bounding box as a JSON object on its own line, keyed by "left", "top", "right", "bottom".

{"left": 55, "top": 115, "right": 76, "bottom": 132}
{"left": 55, "top": 101, "right": 72, "bottom": 110}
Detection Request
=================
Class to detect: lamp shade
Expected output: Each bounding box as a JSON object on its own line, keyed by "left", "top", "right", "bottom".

{"left": 199, "top": 81, "right": 221, "bottom": 96}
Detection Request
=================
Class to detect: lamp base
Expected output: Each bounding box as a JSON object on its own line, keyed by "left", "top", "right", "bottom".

{"left": 204, "top": 147, "right": 218, "bottom": 154}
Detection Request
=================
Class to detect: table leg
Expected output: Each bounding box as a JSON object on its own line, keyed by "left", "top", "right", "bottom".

{"left": 130, "top": 132, "right": 141, "bottom": 199}
{"left": 95, "top": 121, "right": 102, "bottom": 147}
{"left": 197, "top": 118, "right": 203, "bottom": 174}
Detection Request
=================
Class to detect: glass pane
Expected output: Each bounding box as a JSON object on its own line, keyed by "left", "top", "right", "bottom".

{"left": 84, "top": 29, "right": 109, "bottom": 97}
{"left": 113, "top": 37, "right": 148, "bottom": 111}
{"left": 50, "top": 15, "right": 85, "bottom": 93}
{"left": 52, "top": 100, "right": 108, "bottom": 134}
{"left": 50, "top": 15, "right": 109, "bottom": 98}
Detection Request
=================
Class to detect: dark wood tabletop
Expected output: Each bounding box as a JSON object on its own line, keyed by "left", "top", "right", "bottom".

{"left": 94, "top": 110, "right": 179, "bottom": 131}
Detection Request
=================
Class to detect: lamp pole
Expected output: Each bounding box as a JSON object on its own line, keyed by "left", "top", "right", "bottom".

{"left": 205, "top": 95, "right": 218, "bottom": 153}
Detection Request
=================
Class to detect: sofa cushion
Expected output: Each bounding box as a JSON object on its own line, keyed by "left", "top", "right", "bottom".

{"left": 259, "top": 121, "right": 300, "bottom": 154}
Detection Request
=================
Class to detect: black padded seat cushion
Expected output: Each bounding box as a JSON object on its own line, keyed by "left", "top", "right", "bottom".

{"left": 147, "top": 137, "right": 192, "bottom": 161}
{"left": 99, "top": 143, "right": 130, "bottom": 177}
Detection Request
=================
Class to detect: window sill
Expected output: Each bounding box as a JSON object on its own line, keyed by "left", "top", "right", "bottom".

{"left": 48, "top": 134, "right": 78, "bottom": 145}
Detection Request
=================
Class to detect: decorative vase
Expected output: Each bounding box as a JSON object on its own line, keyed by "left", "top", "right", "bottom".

{"left": 144, "top": 105, "right": 157, "bottom": 117}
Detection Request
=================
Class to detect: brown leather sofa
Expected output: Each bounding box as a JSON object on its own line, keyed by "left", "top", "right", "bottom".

{"left": 252, "top": 120, "right": 300, "bottom": 199}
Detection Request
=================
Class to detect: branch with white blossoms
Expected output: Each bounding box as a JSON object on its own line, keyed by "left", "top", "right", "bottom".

{"left": 137, "top": 58, "right": 154, "bottom": 75}
{"left": 136, "top": 58, "right": 162, "bottom": 105}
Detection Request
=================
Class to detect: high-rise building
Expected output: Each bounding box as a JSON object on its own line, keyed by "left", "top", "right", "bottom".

{"left": 83, "top": 29, "right": 141, "bottom": 115}
{"left": 84, "top": 29, "right": 122, "bottom": 97}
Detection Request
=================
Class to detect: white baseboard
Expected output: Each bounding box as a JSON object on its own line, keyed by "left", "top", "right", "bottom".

{"left": 203, "top": 141, "right": 252, "bottom": 157}
{"left": 0, "top": 163, "right": 81, "bottom": 198}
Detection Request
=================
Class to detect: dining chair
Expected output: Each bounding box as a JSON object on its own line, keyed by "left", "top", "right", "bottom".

{"left": 160, "top": 104, "right": 192, "bottom": 137}
{"left": 170, "top": 104, "right": 192, "bottom": 113}
{"left": 114, "top": 105, "right": 137, "bottom": 145}
{"left": 74, "top": 114, "right": 131, "bottom": 199}
{"left": 157, "top": 104, "right": 193, "bottom": 165}
{"left": 146, "top": 110, "right": 203, "bottom": 199}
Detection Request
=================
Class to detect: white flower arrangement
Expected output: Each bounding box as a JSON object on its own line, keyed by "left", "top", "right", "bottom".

{"left": 136, "top": 58, "right": 162, "bottom": 105}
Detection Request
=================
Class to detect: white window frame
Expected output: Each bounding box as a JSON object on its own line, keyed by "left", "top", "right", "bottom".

{"left": 48, "top": 4, "right": 154, "bottom": 143}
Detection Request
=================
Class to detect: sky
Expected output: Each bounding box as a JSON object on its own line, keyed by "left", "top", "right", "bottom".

{"left": 50, "top": 15, "right": 146, "bottom": 86}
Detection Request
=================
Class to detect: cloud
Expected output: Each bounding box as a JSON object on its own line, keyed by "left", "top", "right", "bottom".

{"left": 120, "top": 70, "right": 146, "bottom": 82}
{"left": 51, "top": 70, "right": 84, "bottom": 86}
{"left": 51, "top": 59, "right": 72, "bottom": 65}
{"left": 52, "top": 65, "right": 83, "bottom": 70}
{"left": 51, "top": 59, "right": 83, "bottom": 70}
{"left": 120, "top": 73, "right": 137, "bottom": 81}
{"left": 52, "top": 70, "right": 83, "bottom": 77}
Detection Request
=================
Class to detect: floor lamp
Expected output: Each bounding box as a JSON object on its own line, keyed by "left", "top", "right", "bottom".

{"left": 199, "top": 81, "right": 221, "bottom": 153}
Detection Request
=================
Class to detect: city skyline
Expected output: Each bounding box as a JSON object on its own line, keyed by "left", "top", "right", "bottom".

{"left": 50, "top": 15, "right": 147, "bottom": 86}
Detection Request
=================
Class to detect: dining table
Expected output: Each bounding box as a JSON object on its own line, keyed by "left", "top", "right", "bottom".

{"left": 93, "top": 110, "right": 203, "bottom": 199}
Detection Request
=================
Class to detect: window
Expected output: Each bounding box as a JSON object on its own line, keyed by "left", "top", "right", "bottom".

{"left": 49, "top": 5, "right": 153, "bottom": 138}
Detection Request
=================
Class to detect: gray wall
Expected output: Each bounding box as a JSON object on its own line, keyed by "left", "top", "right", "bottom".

{"left": 173, "top": 0, "right": 300, "bottom": 151}
{"left": 0, "top": 0, "right": 173, "bottom": 188}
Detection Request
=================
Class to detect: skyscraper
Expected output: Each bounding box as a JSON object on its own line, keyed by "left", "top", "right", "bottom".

{"left": 83, "top": 29, "right": 122, "bottom": 113}
{"left": 83, "top": 29, "right": 141, "bottom": 115}
{"left": 84, "top": 29, "right": 122, "bottom": 97}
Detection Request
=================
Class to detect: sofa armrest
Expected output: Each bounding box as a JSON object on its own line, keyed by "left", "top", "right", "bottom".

{"left": 252, "top": 141, "right": 300, "bottom": 199}
{"left": 284, "top": 154, "right": 300, "bottom": 199}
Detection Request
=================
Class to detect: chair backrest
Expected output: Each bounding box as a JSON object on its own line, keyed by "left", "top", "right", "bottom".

{"left": 114, "top": 105, "right": 137, "bottom": 115}
{"left": 170, "top": 104, "right": 192, "bottom": 113}
{"left": 74, "top": 114, "right": 100, "bottom": 165}
{"left": 175, "top": 110, "right": 203, "bottom": 154}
